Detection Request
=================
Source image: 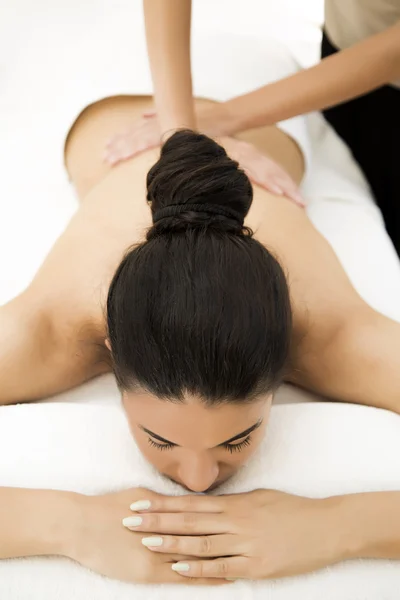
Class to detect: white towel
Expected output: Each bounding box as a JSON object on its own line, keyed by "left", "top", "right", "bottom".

{"left": 1, "top": 393, "right": 400, "bottom": 599}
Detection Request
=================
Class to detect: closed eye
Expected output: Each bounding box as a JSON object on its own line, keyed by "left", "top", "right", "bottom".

{"left": 222, "top": 435, "right": 252, "bottom": 453}
{"left": 147, "top": 435, "right": 253, "bottom": 453}
{"left": 147, "top": 437, "right": 176, "bottom": 451}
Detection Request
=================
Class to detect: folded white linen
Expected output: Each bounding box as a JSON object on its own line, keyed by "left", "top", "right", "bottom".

{"left": 1, "top": 398, "right": 400, "bottom": 599}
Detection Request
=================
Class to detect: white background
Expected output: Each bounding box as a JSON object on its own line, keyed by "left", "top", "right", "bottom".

{"left": 1, "top": 0, "right": 323, "bottom": 304}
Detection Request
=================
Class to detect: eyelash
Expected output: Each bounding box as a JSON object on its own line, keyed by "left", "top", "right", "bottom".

{"left": 147, "top": 435, "right": 252, "bottom": 453}
{"left": 224, "top": 436, "right": 252, "bottom": 453}
{"left": 147, "top": 438, "right": 175, "bottom": 451}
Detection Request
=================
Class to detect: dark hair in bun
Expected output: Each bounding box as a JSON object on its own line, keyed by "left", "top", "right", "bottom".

{"left": 146, "top": 130, "right": 252, "bottom": 238}
{"left": 107, "top": 130, "right": 292, "bottom": 404}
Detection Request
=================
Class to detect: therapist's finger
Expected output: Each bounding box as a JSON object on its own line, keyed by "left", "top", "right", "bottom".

{"left": 253, "top": 171, "right": 305, "bottom": 207}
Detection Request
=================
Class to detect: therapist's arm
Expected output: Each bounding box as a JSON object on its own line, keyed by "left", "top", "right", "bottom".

{"left": 219, "top": 20, "right": 400, "bottom": 132}
{"left": 143, "top": 0, "right": 195, "bottom": 134}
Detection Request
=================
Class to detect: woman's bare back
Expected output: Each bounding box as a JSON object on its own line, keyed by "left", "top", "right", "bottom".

{"left": 0, "top": 95, "right": 381, "bottom": 406}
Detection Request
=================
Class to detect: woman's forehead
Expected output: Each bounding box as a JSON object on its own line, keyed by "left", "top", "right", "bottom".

{"left": 123, "top": 391, "right": 270, "bottom": 448}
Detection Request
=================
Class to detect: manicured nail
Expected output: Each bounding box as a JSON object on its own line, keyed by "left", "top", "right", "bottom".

{"left": 142, "top": 536, "right": 163, "bottom": 547}
{"left": 172, "top": 563, "right": 190, "bottom": 573}
{"left": 130, "top": 500, "right": 152, "bottom": 511}
{"left": 122, "top": 516, "right": 143, "bottom": 528}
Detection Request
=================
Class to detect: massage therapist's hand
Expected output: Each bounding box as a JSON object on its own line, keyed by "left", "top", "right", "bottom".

{"left": 219, "top": 136, "right": 305, "bottom": 207}
{"left": 104, "top": 103, "right": 236, "bottom": 163}
{"left": 123, "top": 489, "right": 350, "bottom": 580}
{"left": 65, "top": 488, "right": 227, "bottom": 586}
{"left": 104, "top": 115, "right": 304, "bottom": 206}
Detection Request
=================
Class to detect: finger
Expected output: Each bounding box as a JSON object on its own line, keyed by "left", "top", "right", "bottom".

{"left": 104, "top": 143, "right": 137, "bottom": 165}
{"left": 256, "top": 175, "right": 305, "bottom": 206}
{"left": 104, "top": 153, "right": 119, "bottom": 166}
{"left": 141, "top": 533, "right": 238, "bottom": 557}
{"left": 242, "top": 168, "right": 283, "bottom": 196}
{"left": 160, "top": 563, "right": 231, "bottom": 586}
{"left": 269, "top": 175, "right": 306, "bottom": 207}
{"left": 129, "top": 492, "right": 227, "bottom": 514}
{"left": 103, "top": 140, "right": 130, "bottom": 164}
{"left": 105, "top": 153, "right": 128, "bottom": 166}
{"left": 123, "top": 511, "right": 230, "bottom": 535}
{"left": 249, "top": 175, "right": 283, "bottom": 196}
{"left": 266, "top": 182, "right": 284, "bottom": 196}
{"left": 286, "top": 190, "right": 306, "bottom": 207}
{"left": 170, "top": 556, "right": 249, "bottom": 579}
{"left": 272, "top": 181, "right": 306, "bottom": 207}
{"left": 105, "top": 135, "right": 120, "bottom": 149}
{"left": 104, "top": 124, "right": 143, "bottom": 149}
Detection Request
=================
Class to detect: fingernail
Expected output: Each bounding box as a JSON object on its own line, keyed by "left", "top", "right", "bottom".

{"left": 142, "top": 536, "right": 163, "bottom": 547}
{"left": 122, "top": 516, "right": 143, "bottom": 527}
{"left": 130, "top": 500, "right": 152, "bottom": 511}
{"left": 172, "top": 563, "right": 190, "bottom": 573}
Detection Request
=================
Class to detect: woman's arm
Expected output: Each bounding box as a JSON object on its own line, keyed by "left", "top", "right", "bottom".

{"left": 0, "top": 487, "right": 77, "bottom": 558}
{"left": 340, "top": 491, "right": 400, "bottom": 560}
{"left": 210, "top": 20, "right": 400, "bottom": 133}
{"left": 0, "top": 295, "right": 97, "bottom": 405}
{"left": 291, "top": 305, "right": 400, "bottom": 414}
{"left": 143, "top": 0, "right": 195, "bottom": 134}
{"left": 0, "top": 486, "right": 210, "bottom": 584}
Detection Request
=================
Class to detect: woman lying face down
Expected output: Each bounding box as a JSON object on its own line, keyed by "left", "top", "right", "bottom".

{"left": 105, "top": 130, "right": 290, "bottom": 493}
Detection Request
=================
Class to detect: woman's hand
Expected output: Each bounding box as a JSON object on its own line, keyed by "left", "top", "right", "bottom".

{"left": 122, "top": 489, "right": 351, "bottom": 580}
{"left": 104, "top": 117, "right": 304, "bottom": 206}
{"left": 65, "top": 488, "right": 227, "bottom": 586}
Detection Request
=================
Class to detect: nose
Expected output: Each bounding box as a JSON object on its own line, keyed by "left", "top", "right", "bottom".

{"left": 178, "top": 452, "right": 219, "bottom": 493}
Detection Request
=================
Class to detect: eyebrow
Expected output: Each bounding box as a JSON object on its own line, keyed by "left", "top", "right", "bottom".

{"left": 139, "top": 419, "right": 263, "bottom": 448}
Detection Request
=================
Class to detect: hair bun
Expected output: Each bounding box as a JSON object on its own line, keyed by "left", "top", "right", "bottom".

{"left": 146, "top": 130, "right": 253, "bottom": 238}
